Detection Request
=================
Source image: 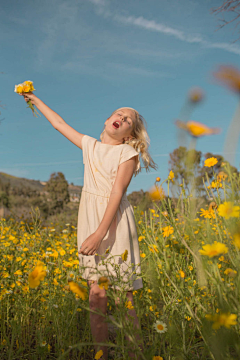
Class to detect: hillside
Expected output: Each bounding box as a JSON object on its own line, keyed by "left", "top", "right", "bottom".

{"left": 0, "top": 172, "right": 82, "bottom": 197}
{"left": 0, "top": 172, "right": 155, "bottom": 223}
{"left": 0, "top": 172, "right": 44, "bottom": 192}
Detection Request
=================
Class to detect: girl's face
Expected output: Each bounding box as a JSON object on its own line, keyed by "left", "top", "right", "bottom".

{"left": 104, "top": 108, "right": 135, "bottom": 143}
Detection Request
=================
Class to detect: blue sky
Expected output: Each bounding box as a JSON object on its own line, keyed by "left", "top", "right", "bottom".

{"left": 1, "top": 0, "right": 240, "bottom": 194}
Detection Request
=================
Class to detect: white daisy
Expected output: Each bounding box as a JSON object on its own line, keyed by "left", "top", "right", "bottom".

{"left": 154, "top": 320, "right": 168, "bottom": 333}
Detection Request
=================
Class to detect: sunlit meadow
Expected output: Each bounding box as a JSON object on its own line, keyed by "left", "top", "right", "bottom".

{"left": 1, "top": 65, "right": 240, "bottom": 359}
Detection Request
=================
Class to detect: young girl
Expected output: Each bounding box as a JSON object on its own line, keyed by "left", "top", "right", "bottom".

{"left": 20, "top": 92, "right": 157, "bottom": 359}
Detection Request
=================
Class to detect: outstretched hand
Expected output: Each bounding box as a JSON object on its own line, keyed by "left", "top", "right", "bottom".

{"left": 78, "top": 232, "right": 103, "bottom": 256}
{"left": 19, "top": 92, "right": 37, "bottom": 105}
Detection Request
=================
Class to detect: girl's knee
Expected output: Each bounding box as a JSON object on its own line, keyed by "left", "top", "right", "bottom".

{"left": 126, "top": 291, "right": 133, "bottom": 302}
{"left": 115, "top": 291, "right": 133, "bottom": 306}
{"left": 88, "top": 282, "right": 107, "bottom": 308}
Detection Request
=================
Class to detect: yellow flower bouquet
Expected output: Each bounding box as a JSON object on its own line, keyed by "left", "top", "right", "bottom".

{"left": 14, "top": 80, "right": 40, "bottom": 118}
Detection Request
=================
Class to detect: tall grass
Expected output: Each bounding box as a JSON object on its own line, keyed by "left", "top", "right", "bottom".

{"left": 1, "top": 161, "right": 240, "bottom": 359}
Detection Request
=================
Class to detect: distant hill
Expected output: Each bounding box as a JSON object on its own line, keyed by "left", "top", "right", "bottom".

{"left": 0, "top": 172, "right": 82, "bottom": 196}
{"left": 0, "top": 172, "right": 44, "bottom": 191}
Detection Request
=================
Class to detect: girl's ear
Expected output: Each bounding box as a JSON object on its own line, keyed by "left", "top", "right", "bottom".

{"left": 105, "top": 117, "right": 110, "bottom": 125}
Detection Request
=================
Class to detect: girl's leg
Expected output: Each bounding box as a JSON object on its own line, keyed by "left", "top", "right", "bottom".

{"left": 115, "top": 291, "right": 143, "bottom": 359}
{"left": 88, "top": 280, "right": 108, "bottom": 360}
{"left": 125, "top": 291, "right": 143, "bottom": 359}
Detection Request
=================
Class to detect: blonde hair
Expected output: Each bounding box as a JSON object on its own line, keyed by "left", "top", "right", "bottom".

{"left": 100, "top": 107, "right": 158, "bottom": 176}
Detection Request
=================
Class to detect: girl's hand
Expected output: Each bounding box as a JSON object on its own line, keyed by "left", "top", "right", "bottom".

{"left": 78, "top": 232, "right": 103, "bottom": 256}
{"left": 19, "top": 91, "right": 37, "bottom": 105}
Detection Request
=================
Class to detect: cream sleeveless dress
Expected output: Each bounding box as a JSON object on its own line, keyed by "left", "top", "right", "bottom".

{"left": 77, "top": 135, "right": 143, "bottom": 291}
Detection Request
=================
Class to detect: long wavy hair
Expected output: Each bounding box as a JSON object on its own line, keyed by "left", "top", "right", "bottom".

{"left": 100, "top": 107, "right": 158, "bottom": 176}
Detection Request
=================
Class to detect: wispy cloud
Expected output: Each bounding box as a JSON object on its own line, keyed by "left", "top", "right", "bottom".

{"left": 36, "top": 2, "right": 91, "bottom": 67}
{"left": 115, "top": 15, "right": 203, "bottom": 44}
{"left": 114, "top": 14, "right": 240, "bottom": 56}
{"left": 107, "top": 63, "right": 174, "bottom": 78}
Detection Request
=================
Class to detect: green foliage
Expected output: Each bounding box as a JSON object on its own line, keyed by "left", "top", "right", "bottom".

{"left": 0, "top": 179, "right": 10, "bottom": 208}
{"left": 127, "top": 190, "right": 153, "bottom": 212}
{"left": 45, "top": 172, "right": 70, "bottom": 215}
{"left": 169, "top": 146, "right": 239, "bottom": 197}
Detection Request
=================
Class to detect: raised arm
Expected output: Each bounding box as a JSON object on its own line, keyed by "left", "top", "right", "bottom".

{"left": 20, "top": 92, "right": 84, "bottom": 149}
{"left": 79, "top": 156, "right": 137, "bottom": 256}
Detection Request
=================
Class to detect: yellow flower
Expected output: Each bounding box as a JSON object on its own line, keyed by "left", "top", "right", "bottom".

{"left": 154, "top": 320, "right": 167, "bottom": 333}
{"left": 53, "top": 278, "right": 59, "bottom": 286}
{"left": 188, "top": 87, "right": 204, "bottom": 103}
{"left": 138, "top": 236, "right": 145, "bottom": 242}
{"left": 162, "top": 226, "right": 174, "bottom": 238}
{"left": 209, "top": 202, "right": 218, "bottom": 211}
{"left": 224, "top": 268, "right": 237, "bottom": 277}
{"left": 22, "top": 84, "right": 30, "bottom": 92}
{"left": 125, "top": 300, "right": 134, "bottom": 309}
{"left": 218, "top": 202, "right": 240, "bottom": 219}
{"left": 68, "top": 281, "right": 88, "bottom": 300}
{"left": 233, "top": 233, "right": 240, "bottom": 249}
{"left": 162, "top": 211, "right": 168, "bottom": 217}
{"left": 217, "top": 171, "right": 228, "bottom": 182}
{"left": 95, "top": 349, "right": 103, "bottom": 359}
{"left": 140, "top": 253, "right": 146, "bottom": 258}
{"left": 211, "top": 181, "right": 222, "bottom": 189}
{"left": 148, "top": 244, "right": 159, "bottom": 253}
{"left": 156, "top": 177, "right": 161, "bottom": 182}
{"left": 149, "top": 185, "right": 165, "bottom": 201}
{"left": 179, "top": 270, "right": 185, "bottom": 278}
{"left": 14, "top": 270, "right": 23, "bottom": 276}
{"left": 98, "top": 276, "right": 110, "bottom": 290}
{"left": 59, "top": 249, "right": 66, "bottom": 256}
{"left": 199, "top": 208, "right": 215, "bottom": 219}
{"left": 153, "top": 357, "right": 163, "bottom": 360}
{"left": 28, "top": 261, "right": 47, "bottom": 288}
{"left": 50, "top": 250, "right": 58, "bottom": 258}
{"left": 63, "top": 260, "right": 73, "bottom": 268}
{"left": 14, "top": 84, "right": 24, "bottom": 93}
{"left": 175, "top": 120, "right": 221, "bottom": 138}
{"left": 213, "top": 65, "right": 240, "bottom": 94}
{"left": 23, "top": 80, "right": 35, "bottom": 91}
{"left": 206, "top": 312, "right": 237, "bottom": 330}
{"left": 204, "top": 157, "right": 218, "bottom": 167}
{"left": 199, "top": 241, "right": 228, "bottom": 258}
{"left": 14, "top": 80, "right": 35, "bottom": 94}
{"left": 121, "top": 249, "right": 128, "bottom": 261}
{"left": 168, "top": 170, "right": 174, "bottom": 180}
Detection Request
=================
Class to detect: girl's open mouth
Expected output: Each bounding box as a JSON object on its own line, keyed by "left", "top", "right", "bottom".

{"left": 112, "top": 121, "right": 120, "bottom": 129}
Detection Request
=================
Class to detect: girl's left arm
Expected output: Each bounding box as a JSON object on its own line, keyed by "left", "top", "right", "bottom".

{"left": 79, "top": 156, "right": 137, "bottom": 256}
